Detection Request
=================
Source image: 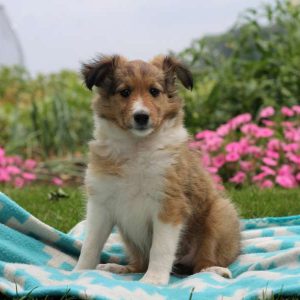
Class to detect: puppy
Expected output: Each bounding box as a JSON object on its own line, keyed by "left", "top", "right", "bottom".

{"left": 74, "top": 55, "right": 241, "bottom": 285}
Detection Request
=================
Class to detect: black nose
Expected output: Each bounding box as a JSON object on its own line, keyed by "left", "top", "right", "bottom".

{"left": 134, "top": 112, "right": 149, "bottom": 126}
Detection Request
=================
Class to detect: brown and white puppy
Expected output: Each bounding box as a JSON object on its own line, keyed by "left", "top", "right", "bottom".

{"left": 74, "top": 55, "right": 240, "bottom": 285}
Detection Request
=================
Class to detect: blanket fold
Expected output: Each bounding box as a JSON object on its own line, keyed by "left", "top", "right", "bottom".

{"left": 0, "top": 191, "right": 300, "bottom": 300}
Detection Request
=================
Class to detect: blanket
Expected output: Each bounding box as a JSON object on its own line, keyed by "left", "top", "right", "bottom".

{"left": 0, "top": 191, "right": 300, "bottom": 300}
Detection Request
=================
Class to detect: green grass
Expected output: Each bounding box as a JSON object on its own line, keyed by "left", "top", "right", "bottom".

{"left": 227, "top": 186, "right": 300, "bottom": 219}
{"left": 1, "top": 185, "right": 84, "bottom": 233}
{"left": 1, "top": 184, "right": 300, "bottom": 233}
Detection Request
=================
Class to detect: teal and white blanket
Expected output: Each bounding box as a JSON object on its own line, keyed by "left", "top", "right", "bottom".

{"left": 1, "top": 191, "right": 300, "bottom": 300}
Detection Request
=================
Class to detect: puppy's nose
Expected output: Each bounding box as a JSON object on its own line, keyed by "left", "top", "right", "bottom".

{"left": 133, "top": 112, "right": 149, "bottom": 126}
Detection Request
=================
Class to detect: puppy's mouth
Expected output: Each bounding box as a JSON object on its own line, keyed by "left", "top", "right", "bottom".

{"left": 130, "top": 125, "right": 154, "bottom": 137}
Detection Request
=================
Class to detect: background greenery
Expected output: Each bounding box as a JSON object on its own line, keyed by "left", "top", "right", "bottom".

{"left": 180, "top": 0, "right": 300, "bottom": 132}
{"left": 1, "top": 0, "right": 300, "bottom": 159}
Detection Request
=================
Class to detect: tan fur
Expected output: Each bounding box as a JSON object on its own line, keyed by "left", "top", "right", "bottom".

{"left": 82, "top": 55, "right": 240, "bottom": 276}
{"left": 88, "top": 141, "right": 125, "bottom": 176}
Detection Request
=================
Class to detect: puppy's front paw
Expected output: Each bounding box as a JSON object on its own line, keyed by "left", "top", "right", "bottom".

{"left": 97, "top": 263, "right": 129, "bottom": 274}
{"left": 140, "top": 272, "right": 169, "bottom": 285}
{"left": 201, "top": 266, "right": 232, "bottom": 279}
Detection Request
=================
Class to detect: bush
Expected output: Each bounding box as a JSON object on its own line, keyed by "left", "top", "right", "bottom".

{"left": 190, "top": 105, "right": 300, "bottom": 189}
{"left": 0, "top": 67, "right": 92, "bottom": 158}
{"left": 180, "top": 0, "right": 300, "bottom": 133}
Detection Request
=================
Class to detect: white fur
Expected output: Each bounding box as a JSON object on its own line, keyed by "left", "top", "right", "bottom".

{"left": 75, "top": 116, "right": 188, "bottom": 285}
{"left": 201, "top": 267, "right": 232, "bottom": 278}
{"left": 132, "top": 99, "right": 149, "bottom": 114}
{"left": 140, "top": 218, "right": 183, "bottom": 285}
{"left": 131, "top": 99, "right": 153, "bottom": 137}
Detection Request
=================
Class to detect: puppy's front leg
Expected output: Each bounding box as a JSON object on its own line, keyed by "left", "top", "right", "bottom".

{"left": 74, "top": 200, "right": 113, "bottom": 270}
{"left": 140, "top": 216, "right": 182, "bottom": 285}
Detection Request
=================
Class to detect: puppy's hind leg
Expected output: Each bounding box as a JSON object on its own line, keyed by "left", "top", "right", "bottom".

{"left": 192, "top": 226, "right": 232, "bottom": 279}
{"left": 74, "top": 200, "right": 113, "bottom": 271}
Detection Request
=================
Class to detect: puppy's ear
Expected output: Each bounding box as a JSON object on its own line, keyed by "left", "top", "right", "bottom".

{"left": 81, "top": 55, "right": 123, "bottom": 91}
{"left": 151, "top": 56, "right": 193, "bottom": 91}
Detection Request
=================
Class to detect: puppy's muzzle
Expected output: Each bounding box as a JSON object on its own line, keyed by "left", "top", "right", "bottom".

{"left": 134, "top": 112, "right": 149, "bottom": 127}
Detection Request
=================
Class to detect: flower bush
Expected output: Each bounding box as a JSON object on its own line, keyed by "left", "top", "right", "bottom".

{"left": 190, "top": 105, "right": 300, "bottom": 189}
{"left": 0, "top": 147, "right": 63, "bottom": 188}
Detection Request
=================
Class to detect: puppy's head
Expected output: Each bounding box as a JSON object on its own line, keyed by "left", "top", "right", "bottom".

{"left": 82, "top": 55, "right": 193, "bottom": 137}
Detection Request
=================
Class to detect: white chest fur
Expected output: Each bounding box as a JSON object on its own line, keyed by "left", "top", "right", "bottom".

{"left": 85, "top": 118, "right": 188, "bottom": 252}
{"left": 86, "top": 145, "right": 175, "bottom": 252}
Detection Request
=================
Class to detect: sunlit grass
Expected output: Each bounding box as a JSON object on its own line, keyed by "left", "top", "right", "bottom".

{"left": 1, "top": 184, "right": 300, "bottom": 233}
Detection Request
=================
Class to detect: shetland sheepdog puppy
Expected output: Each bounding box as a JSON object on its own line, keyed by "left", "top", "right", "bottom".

{"left": 74, "top": 55, "right": 240, "bottom": 285}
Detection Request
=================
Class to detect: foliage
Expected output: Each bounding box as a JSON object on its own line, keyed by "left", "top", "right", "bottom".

{"left": 191, "top": 105, "right": 300, "bottom": 189}
{"left": 180, "top": 0, "right": 300, "bottom": 133}
{"left": 0, "top": 66, "right": 92, "bottom": 158}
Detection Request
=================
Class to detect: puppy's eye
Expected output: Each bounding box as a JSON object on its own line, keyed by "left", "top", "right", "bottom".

{"left": 149, "top": 87, "right": 160, "bottom": 97}
{"left": 120, "top": 89, "right": 131, "bottom": 98}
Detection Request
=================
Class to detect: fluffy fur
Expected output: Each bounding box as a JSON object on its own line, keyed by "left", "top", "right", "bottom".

{"left": 74, "top": 55, "right": 241, "bottom": 285}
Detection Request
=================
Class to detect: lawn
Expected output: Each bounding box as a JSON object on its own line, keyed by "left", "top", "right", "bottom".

{"left": 1, "top": 185, "right": 300, "bottom": 232}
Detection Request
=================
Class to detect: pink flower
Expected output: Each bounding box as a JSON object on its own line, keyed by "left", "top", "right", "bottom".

{"left": 286, "top": 153, "right": 300, "bottom": 165}
{"left": 0, "top": 147, "right": 5, "bottom": 157}
{"left": 247, "top": 146, "right": 262, "bottom": 157}
{"left": 52, "top": 177, "right": 63, "bottom": 186}
{"left": 262, "top": 120, "right": 275, "bottom": 127}
{"left": 212, "top": 154, "right": 226, "bottom": 168}
{"left": 252, "top": 172, "right": 268, "bottom": 182}
{"left": 241, "top": 123, "right": 259, "bottom": 135}
{"left": 240, "top": 161, "right": 253, "bottom": 171}
{"left": 282, "top": 143, "right": 299, "bottom": 152}
{"left": 278, "top": 165, "right": 293, "bottom": 176}
{"left": 14, "top": 177, "right": 25, "bottom": 188}
{"left": 216, "top": 124, "right": 231, "bottom": 136}
{"left": 229, "top": 171, "right": 246, "bottom": 184}
{"left": 267, "top": 139, "right": 281, "bottom": 151}
{"left": 284, "top": 128, "right": 300, "bottom": 142}
{"left": 282, "top": 121, "right": 294, "bottom": 128}
{"left": 281, "top": 106, "right": 294, "bottom": 117}
{"left": 22, "top": 172, "right": 37, "bottom": 181}
{"left": 0, "top": 168, "right": 10, "bottom": 182}
{"left": 276, "top": 175, "right": 297, "bottom": 188}
{"left": 6, "top": 166, "right": 21, "bottom": 175}
{"left": 225, "top": 152, "right": 240, "bottom": 162}
{"left": 206, "top": 136, "right": 223, "bottom": 152}
{"left": 296, "top": 173, "right": 300, "bottom": 182}
{"left": 207, "top": 167, "right": 218, "bottom": 174}
{"left": 229, "top": 113, "right": 252, "bottom": 129}
{"left": 260, "top": 106, "right": 275, "bottom": 118}
{"left": 262, "top": 157, "right": 277, "bottom": 166}
{"left": 261, "top": 166, "right": 276, "bottom": 176}
{"left": 292, "top": 105, "right": 300, "bottom": 114}
{"left": 266, "top": 150, "right": 279, "bottom": 160}
{"left": 255, "top": 128, "right": 274, "bottom": 138}
{"left": 260, "top": 179, "right": 274, "bottom": 189}
{"left": 196, "top": 130, "right": 216, "bottom": 140}
{"left": 24, "top": 159, "right": 37, "bottom": 170}
{"left": 225, "top": 142, "right": 241, "bottom": 153}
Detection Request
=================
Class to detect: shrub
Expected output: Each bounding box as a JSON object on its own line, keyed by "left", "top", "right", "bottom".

{"left": 0, "top": 67, "right": 92, "bottom": 158}
{"left": 190, "top": 105, "right": 300, "bottom": 189}
{"left": 180, "top": 0, "right": 300, "bottom": 133}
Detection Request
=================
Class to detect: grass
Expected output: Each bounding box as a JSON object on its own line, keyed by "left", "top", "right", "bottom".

{"left": 1, "top": 184, "right": 300, "bottom": 233}
{"left": 1, "top": 185, "right": 84, "bottom": 232}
